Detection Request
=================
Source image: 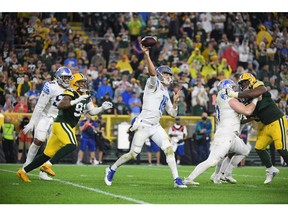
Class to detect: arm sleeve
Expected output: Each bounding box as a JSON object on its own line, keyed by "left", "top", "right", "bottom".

{"left": 86, "top": 102, "right": 104, "bottom": 115}
{"left": 29, "top": 91, "right": 51, "bottom": 123}
{"left": 165, "top": 99, "right": 178, "bottom": 118}
{"left": 146, "top": 76, "right": 157, "bottom": 89}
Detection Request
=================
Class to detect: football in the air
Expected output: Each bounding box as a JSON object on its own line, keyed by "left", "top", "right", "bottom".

{"left": 141, "top": 36, "right": 157, "bottom": 47}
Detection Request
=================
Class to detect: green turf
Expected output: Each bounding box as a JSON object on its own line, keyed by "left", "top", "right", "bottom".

{"left": 0, "top": 164, "right": 287, "bottom": 204}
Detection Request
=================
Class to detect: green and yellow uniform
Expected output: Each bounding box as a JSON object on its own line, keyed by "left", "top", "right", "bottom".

{"left": 252, "top": 81, "right": 287, "bottom": 151}
{"left": 44, "top": 89, "right": 90, "bottom": 157}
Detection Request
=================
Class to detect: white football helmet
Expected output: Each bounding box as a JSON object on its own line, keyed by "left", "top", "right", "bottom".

{"left": 217, "top": 79, "right": 237, "bottom": 92}
{"left": 55, "top": 67, "right": 73, "bottom": 88}
{"left": 156, "top": 65, "right": 173, "bottom": 86}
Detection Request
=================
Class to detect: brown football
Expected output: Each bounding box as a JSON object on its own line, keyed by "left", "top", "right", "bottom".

{"left": 141, "top": 36, "right": 157, "bottom": 47}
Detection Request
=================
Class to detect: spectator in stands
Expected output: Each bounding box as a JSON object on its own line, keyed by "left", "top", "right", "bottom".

{"left": 0, "top": 72, "right": 5, "bottom": 106}
{"left": 191, "top": 76, "right": 209, "bottom": 116}
{"left": 14, "top": 96, "right": 29, "bottom": 113}
{"left": 17, "top": 74, "right": 32, "bottom": 97}
{"left": 99, "top": 33, "right": 114, "bottom": 68}
{"left": 128, "top": 90, "right": 142, "bottom": 117}
{"left": 114, "top": 95, "right": 130, "bottom": 115}
{"left": 97, "top": 77, "right": 113, "bottom": 103}
{"left": 116, "top": 54, "right": 133, "bottom": 77}
{"left": 145, "top": 138, "right": 161, "bottom": 166}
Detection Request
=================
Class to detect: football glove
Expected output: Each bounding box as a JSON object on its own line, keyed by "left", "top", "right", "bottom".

{"left": 226, "top": 88, "right": 239, "bottom": 98}
{"left": 70, "top": 94, "right": 90, "bottom": 106}
{"left": 101, "top": 101, "right": 113, "bottom": 110}
{"left": 23, "top": 121, "right": 34, "bottom": 134}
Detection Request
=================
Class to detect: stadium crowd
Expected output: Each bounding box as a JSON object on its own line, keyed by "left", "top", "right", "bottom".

{"left": 0, "top": 12, "right": 288, "bottom": 164}
{"left": 0, "top": 12, "right": 288, "bottom": 116}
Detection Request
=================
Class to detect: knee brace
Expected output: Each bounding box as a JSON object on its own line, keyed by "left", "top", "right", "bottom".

{"left": 124, "top": 151, "right": 138, "bottom": 160}
{"left": 164, "top": 146, "right": 174, "bottom": 158}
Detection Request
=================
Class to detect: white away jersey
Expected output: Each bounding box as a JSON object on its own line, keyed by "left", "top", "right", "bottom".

{"left": 138, "top": 78, "right": 174, "bottom": 124}
{"left": 215, "top": 91, "right": 241, "bottom": 134}
{"left": 37, "top": 81, "right": 65, "bottom": 118}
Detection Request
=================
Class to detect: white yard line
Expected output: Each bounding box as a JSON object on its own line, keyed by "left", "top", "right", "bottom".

{"left": 0, "top": 168, "right": 150, "bottom": 204}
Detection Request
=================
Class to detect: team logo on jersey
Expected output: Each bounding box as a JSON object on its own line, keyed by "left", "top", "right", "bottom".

{"left": 220, "top": 91, "right": 228, "bottom": 100}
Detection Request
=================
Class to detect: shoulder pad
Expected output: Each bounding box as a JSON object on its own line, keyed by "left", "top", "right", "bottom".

{"left": 253, "top": 80, "right": 264, "bottom": 89}
{"left": 48, "top": 81, "right": 57, "bottom": 85}
{"left": 63, "top": 89, "right": 75, "bottom": 98}
{"left": 42, "top": 82, "right": 51, "bottom": 94}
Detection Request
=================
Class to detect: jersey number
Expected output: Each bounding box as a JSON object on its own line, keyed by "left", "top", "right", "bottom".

{"left": 74, "top": 103, "right": 86, "bottom": 117}
{"left": 53, "top": 95, "right": 63, "bottom": 107}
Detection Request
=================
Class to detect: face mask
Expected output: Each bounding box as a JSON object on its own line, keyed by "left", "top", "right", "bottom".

{"left": 202, "top": 117, "right": 207, "bottom": 121}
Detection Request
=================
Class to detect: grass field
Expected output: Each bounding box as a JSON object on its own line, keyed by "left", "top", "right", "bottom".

{"left": 1, "top": 163, "right": 288, "bottom": 205}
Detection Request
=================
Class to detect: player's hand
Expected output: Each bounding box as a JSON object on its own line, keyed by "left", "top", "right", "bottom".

{"left": 23, "top": 122, "right": 34, "bottom": 134}
{"left": 173, "top": 89, "right": 182, "bottom": 103}
{"left": 70, "top": 94, "right": 90, "bottom": 106}
{"left": 78, "top": 94, "right": 90, "bottom": 101}
{"left": 225, "top": 88, "right": 238, "bottom": 98}
{"left": 102, "top": 101, "right": 113, "bottom": 110}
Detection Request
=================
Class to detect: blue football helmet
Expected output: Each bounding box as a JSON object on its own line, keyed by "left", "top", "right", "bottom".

{"left": 55, "top": 67, "right": 73, "bottom": 88}
{"left": 156, "top": 65, "right": 173, "bottom": 85}
{"left": 217, "top": 79, "right": 237, "bottom": 92}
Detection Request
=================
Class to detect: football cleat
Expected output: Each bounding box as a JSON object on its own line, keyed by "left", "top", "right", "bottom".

{"left": 40, "top": 163, "right": 55, "bottom": 176}
{"left": 174, "top": 177, "right": 188, "bottom": 188}
{"left": 223, "top": 175, "right": 237, "bottom": 184}
{"left": 16, "top": 168, "right": 31, "bottom": 183}
{"left": 183, "top": 177, "right": 200, "bottom": 186}
{"left": 39, "top": 171, "right": 53, "bottom": 181}
{"left": 264, "top": 167, "right": 279, "bottom": 184}
{"left": 104, "top": 166, "right": 115, "bottom": 186}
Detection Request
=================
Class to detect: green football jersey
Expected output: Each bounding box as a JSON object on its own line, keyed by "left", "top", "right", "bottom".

{"left": 55, "top": 89, "right": 90, "bottom": 128}
{"left": 253, "top": 91, "right": 283, "bottom": 125}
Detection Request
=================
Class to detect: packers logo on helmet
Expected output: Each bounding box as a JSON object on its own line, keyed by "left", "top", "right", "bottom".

{"left": 238, "top": 73, "right": 256, "bottom": 88}
{"left": 70, "top": 73, "right": 88, "bottom": 93}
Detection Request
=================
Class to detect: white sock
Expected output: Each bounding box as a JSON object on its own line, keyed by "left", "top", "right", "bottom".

{"left": 111, "top": 152, "right": 134, "bottom": 170}
{"left": 214, "top": 158, "right": 224, "bottom": 175}
{"left": 166, "top": 156, "right": 179, "bottom": 179}
{"left": 188, "top": 160, "right": 211, "bottom": 180}
{"left": 219, "top": 156, "right": 231, "bottom": 175}
{"left": 224, "top": 155, "right": 245, "bottom": 176}
{"left": 23, "top": 143, "right": 40, "bottom": 167}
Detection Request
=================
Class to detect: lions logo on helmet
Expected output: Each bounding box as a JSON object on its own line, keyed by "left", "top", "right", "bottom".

{"left": 238, "top": 73, "right": 256, "bottom": 88}
{"left": 55, "top": 67, "right": 73, "bottom": 88}
{"left": 217, "top": 79, "right": 237, "bottom": 100}
{"left": 70, "top": 73, "right": 88, "bottom": 93}
{"left": 156, "top": 65, "right": 173, "bottom": 85}
{"left": 217, "top": 79, "right": 237, "bottom": 92}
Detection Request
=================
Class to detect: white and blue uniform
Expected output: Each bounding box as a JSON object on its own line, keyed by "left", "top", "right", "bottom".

{"left": 131, "top": 76, "right": 177, "bottom": 154}
{"left": 186, "top": 91, "right": 251, "bottom": 181}
{"left": 30, "top": 81, "right": 66, "bottom": 142}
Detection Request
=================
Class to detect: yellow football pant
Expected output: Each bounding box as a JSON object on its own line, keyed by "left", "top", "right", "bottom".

{"left": 255, "top": 116, "right": 287, "bottom": 151}
{"left": 44, "top": 122, "right": 78, "bottom": 157}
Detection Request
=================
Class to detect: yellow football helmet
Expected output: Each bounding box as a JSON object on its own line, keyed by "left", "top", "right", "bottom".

{"left": 238, "top": 72, "right": 257, "bottom": 88}
{"left": 70, "top": 73, "right": 88, "bottom": 93}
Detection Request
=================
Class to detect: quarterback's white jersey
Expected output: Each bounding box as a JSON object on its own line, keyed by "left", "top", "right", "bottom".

{"left": 138, "top": 77, "right": 176, "bottom": 124}
{"left": 215, "top": 91, "right": 241, "bottom": 135}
